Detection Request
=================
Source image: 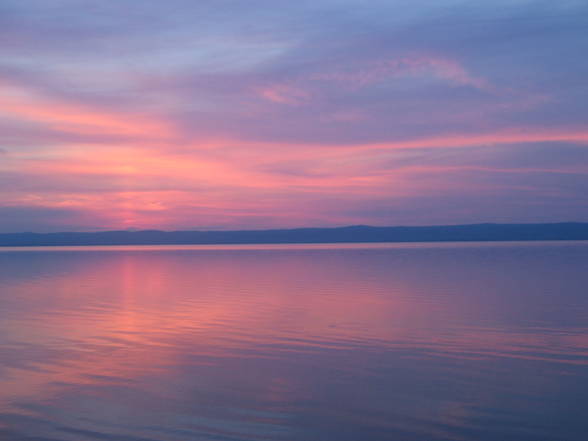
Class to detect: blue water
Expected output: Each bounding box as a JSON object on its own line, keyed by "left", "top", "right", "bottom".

{"left": 0, "top": 242, "right": 587, "bottom": 441}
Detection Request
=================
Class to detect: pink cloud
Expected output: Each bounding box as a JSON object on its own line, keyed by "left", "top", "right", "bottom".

{"left": 0, "top": 83, "right": 175, "bottom": 139}
{"left": 3, "top": 70, "right": 587, "bottom": 231}
{"left": 258, "top": 84, "right": 312, "bottom": 105}
{"left": 257, "top": 53, "right": 495, "bottom": 107}
{"left": 310, "top": 54, "right": 489, "bottom": 88}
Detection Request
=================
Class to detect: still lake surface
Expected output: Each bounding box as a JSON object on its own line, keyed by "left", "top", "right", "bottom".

{"left": 0, "top": 241, "right": 587, "bottom": 441}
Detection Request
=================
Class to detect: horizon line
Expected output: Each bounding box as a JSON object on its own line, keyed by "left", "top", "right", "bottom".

{"left": 1, "top": 220, "right": 587, "bottom": 236}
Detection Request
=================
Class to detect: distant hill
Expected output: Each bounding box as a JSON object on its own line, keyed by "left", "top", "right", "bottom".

{"left": 0, "top": 223, "right": 587, "bottom": 247}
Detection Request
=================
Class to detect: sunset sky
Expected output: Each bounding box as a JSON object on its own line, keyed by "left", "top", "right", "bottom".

{"left": 1, "top": 0, "right": 587, "bottom": 232}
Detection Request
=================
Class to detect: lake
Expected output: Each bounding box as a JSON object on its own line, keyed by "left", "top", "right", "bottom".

{"left": 0, "top": 242, "right": 587, "bottom": 441}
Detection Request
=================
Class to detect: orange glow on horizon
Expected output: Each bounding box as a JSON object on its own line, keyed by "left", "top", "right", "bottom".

{"left": 3, "top": 78, "right": 588, "bottom": 231}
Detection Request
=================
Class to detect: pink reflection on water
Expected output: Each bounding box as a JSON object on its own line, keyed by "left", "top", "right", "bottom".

{"left": 0, "top": 244, "right": 587, "bottom": 440}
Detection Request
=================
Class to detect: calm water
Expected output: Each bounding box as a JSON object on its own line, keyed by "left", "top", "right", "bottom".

{"left": 0, "top": 242, "right": 587, "bottom": 441}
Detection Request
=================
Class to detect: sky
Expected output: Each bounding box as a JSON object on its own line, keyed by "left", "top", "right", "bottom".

{"left": 1, "top": 0, "right": 587, "bottom": 232}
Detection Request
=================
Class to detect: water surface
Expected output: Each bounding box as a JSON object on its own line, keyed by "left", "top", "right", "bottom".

{"left": 0, "top": 242, "right": 587, "bottom": 441}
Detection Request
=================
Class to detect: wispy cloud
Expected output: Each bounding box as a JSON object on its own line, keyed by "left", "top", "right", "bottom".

{"left": 1, "top": 0, "right": 587, "bottom": 231}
